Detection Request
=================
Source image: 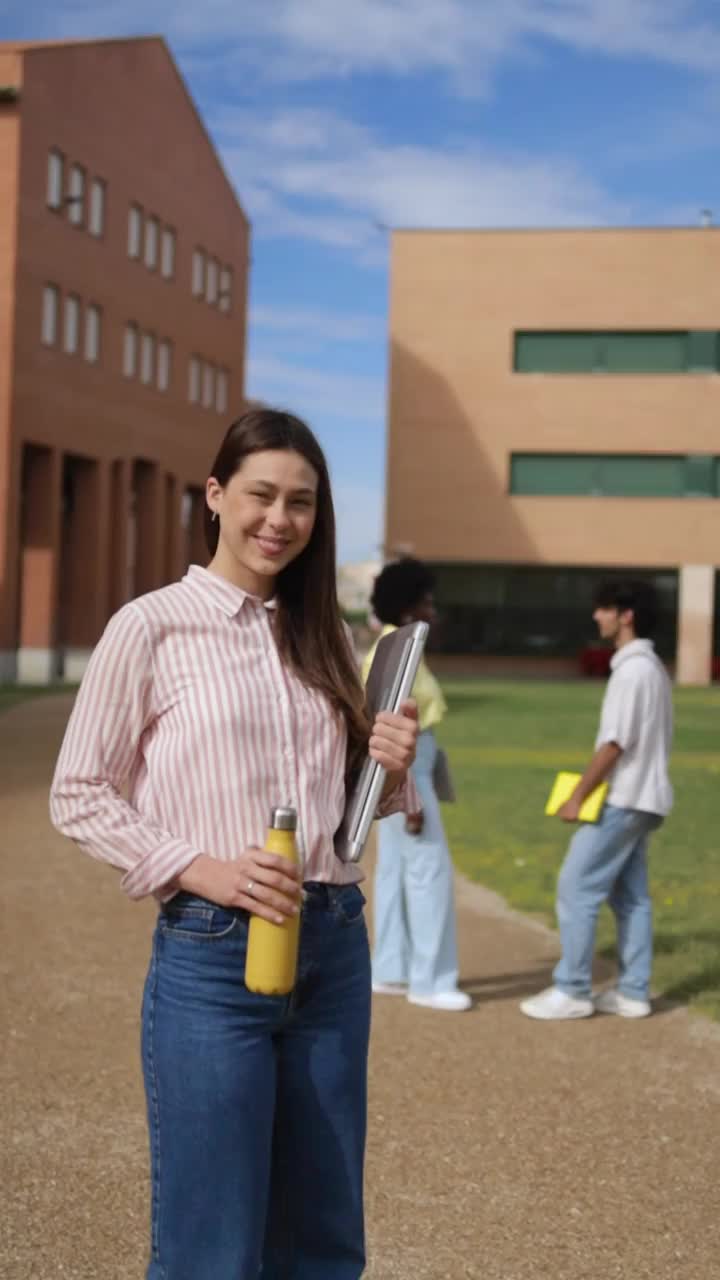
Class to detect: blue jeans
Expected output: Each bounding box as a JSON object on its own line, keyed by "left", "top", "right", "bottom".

{"left": 141, "top": 883, "right": 371, "bottom": 1279}
{"left": 553, "top": 804, "right": 663, "bottom": 1000}
{"left": 373, "top": 729, "right": 459, "bottom": 996}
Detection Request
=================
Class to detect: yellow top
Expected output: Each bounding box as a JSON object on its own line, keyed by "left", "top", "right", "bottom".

{"left": 361, "top": 624, "right": 447, "bottom": 732}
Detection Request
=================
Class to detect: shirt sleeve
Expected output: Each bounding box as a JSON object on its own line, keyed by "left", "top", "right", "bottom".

{"left": 596, "top": 670, "right": 643, "bottom": 753}
{"left": 49, "top": 605, "right": 204, "bottom": 900}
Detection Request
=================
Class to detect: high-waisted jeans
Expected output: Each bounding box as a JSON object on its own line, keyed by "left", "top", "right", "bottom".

{"left": 141, "top": 882, "right": 371, "bottom": 1279}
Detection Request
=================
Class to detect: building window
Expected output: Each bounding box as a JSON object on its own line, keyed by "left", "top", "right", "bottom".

{"left": 161, "top": 227, "right": 175, "bottom": 279}
{"left": 202, "top": 362, "right": 215, "bottom": 409}
{"left": 219, "top": 266, "right": 232, "bottom": 313}
{"left": 63, "top": 295, "right": 80, "bottom": 354}
{"left": 215, "top": 369, "right": 228, "bottom": 414}
{"left": 140, "top": 332, "right": 155, "bottom": 385}
{"left": 157, "top": 340, "right": 172, "bottom": 391}
{"left": 188, "top": 356, "right": 201, "bottom": 403}
{"left": 128, "top": 204, "right": 143, "bottom": 259}
{"left": 144, "top": 216, "right": 159, "bottom": 270}
{"left": 89, "top": 179, "right": 105, "bottom": 237}
{"left": 67, "top": 165, "right": 86, "bottom": 227}
{"left": 123, "top": 323, "right": 138, "bottom": 378}
{"left": 41, "top": 285, "right": 60, "bottom": 345}
{"left": 84, "top": 304, "right": 101, "bottom": 363}
{"left": 192, "top": 249, "right": 205, "bottom": 298}
{"left": 206, "top": 257, "right": 219, "bottom": 305}
{"left": 514, "top": 330, "right": 720, "bottom": 374}
{"left": 47, "top": 149, "right": 64, "bottom": 210}
{"left": 510, "top": 453, "right": 720, "bottom": 498}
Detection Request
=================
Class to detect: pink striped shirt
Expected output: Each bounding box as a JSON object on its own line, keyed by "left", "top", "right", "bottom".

{"left": 50, "top": 565, "right": 407, "bottom": 901}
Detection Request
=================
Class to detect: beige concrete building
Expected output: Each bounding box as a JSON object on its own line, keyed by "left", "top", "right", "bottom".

{"left": 0, "top": 36, "right": 249, "bottom": 682}
{"left": 386, "top": 227, "right": 720, "bottom": 682}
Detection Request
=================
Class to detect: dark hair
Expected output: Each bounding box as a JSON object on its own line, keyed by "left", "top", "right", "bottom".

{"left": 593, "top": 578, "right": 659, "bottom": 638}
{"left": 206, "top": 408, "right": 369, "bottom": 765}
{"left": 371, "top": 557, "right": 435, "bottom": 626}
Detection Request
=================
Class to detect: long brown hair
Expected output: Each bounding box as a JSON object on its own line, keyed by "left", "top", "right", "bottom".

{"left": 205, "top": 407, "right": 370, "bottom": 767}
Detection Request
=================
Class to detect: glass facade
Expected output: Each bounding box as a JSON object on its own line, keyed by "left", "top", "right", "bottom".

{"left": 428, "top": 564, "right": 678, "bottom": 659}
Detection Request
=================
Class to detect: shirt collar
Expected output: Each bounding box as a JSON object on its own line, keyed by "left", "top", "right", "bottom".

{"left": 610, "top": 638, "right": 655, "bottom": 670}
{"left": 184, "top": 564, "right": 277, "bottom": 617}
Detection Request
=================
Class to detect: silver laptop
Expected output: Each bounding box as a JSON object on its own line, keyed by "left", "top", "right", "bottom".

{"left": 335, "top": 621, "right": 429, "bottom": 863}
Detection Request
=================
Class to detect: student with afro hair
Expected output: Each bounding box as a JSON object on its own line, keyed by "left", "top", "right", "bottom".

{"left": 362, "top": 558, "right": 470, "bottom": 1012}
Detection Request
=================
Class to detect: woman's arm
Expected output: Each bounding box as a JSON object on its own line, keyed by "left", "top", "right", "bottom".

{"left": 49, "top": 606, "right": 205, "bottom": 900}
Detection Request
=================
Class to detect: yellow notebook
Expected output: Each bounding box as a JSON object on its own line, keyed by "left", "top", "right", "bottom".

{"left": 545, "top": 772, "right": 608, "bottom": 823}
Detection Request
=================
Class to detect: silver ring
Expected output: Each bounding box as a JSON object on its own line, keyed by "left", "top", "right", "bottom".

{"left": 246, "top": 879, "right": 254, "bottom": 894}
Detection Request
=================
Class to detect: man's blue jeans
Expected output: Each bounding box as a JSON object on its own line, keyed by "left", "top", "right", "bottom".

{"left": 141, "top": 883, "right": 371, "bottom": 1279}
{"left": 553, "top": 804, "right": 663, "bottom": 1000}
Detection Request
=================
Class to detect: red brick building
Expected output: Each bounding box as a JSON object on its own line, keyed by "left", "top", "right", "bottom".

{"left": 0, "top": 36, "right": 250, "bottom": 682}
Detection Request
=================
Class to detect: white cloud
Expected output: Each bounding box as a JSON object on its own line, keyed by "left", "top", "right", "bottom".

{"left": 246, "top": 354, "right": 385, "bottom": 422}
{"left": 216, "top": 103, "right": 627, "bottom": 251}
{"left": 252, "top": 305, "right": 385, "bottom": 343}
{"left": 11, "top": 0, "right": 720, "bottom": 83}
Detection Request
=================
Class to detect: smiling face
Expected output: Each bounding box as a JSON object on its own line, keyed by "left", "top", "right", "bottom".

{"left": 206, "top": 449, "right": 319, "bottom": 597}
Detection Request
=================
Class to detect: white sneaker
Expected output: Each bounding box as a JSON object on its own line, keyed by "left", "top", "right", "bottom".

{"left": 407, "top": 990, "right": 472, "bottom": 1012}
{"left": 594, "top": 988, "right": 651, "bottom": 1018}
{"left": 520, "top": 986, "right": 594, "bottom": 1020}
{"left": 371, "top": 981, "right": 408, "bottom": 996}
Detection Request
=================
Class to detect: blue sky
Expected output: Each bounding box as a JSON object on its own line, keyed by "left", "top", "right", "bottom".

{"left": 7, "top": 1, "right": 720, "bottom": 561}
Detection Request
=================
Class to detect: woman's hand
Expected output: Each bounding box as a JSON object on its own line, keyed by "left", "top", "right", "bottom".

{"left": 175, "top": 851, "right": 302, "bottom": 924}
{"left": 370, "top": 698, "right": 419, "bottom": 787}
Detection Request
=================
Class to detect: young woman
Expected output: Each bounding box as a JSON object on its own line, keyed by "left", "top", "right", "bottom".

{"left": 50, "top": 408, "right": 419, "bottom": 1280}
{"left": 363, "top": 558, "right": 470, "bottom": 1012}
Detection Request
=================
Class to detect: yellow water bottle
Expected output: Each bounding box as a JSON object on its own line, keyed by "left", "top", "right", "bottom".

{"left": 245, "top": 806, "right": 301, "bottom": 995}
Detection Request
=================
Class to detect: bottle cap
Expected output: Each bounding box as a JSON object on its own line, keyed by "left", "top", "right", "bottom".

{"left": 270, "top": 806, "right": 297, "bottom": 831}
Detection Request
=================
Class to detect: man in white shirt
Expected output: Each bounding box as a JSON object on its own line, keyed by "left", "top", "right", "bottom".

{"left": 521, "top": 580, "right": 673, "bottom": 1021}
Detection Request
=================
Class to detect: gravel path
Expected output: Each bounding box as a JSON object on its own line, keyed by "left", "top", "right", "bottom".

{"left": 3, "top": 696, "right": 718, "bottom": 1279}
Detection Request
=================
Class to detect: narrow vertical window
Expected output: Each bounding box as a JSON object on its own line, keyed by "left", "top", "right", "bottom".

{"left": 157, "top": 340, "right": 172, "bottom": 391}
{"left": 219, "top": 266, "right": 233, "bottom": 313}
{"left": 123, "top": 323, "right": 138, "bottom": 378}
{"left": 41, "top": 285, "right": 60, "bottom": 345}
{"left": 67, "top": 164, "right": 85, "bottom": 226}
{"left": 89, "top": 178, "right": 105, "bottom": 236}
{"left": 63, "top": 295, "right": 80, "bottom": 353}
{"left": 128, "top": 205, "right": 143, "bottom": 259}
{"left": 47, "top": 149, "right": 64, "bottom": 210}
{"left": 215, "top": 369, "right": 228, "bottom": 414}
{"left": 202, "top": 362, "right": 215, "bottom": 408}
{"left": 161, "top": 227, "right": 176, "bottom": 279}
{"left": 84, "top": 304, "right": 101, "bottom": 363}
{"left": 140, "top": 332, "right": 155, "bottom": 385}
{"left": 188, "top": 356, "right": 201, "bottom": 403}
{"left": 206, "top": 257, "right": 219, "bottom": 305}
{"left": 145, "top": 216, "right": 159, "bottom": 270}
{"left": 192, "top": 249, "right": 205, "bottom": 298}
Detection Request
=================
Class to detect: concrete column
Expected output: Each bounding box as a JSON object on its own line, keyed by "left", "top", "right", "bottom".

{"left": 676, "top": 565, "right": 715, "bottom": 686}
{"left": 59, "top": 456, "right": 110, "bottom": 682}
{"left": 17, "top": 445, "right": 62, "bottom": 683}
{"left": 133, "top": 460, "right": 164, "bottom": 598}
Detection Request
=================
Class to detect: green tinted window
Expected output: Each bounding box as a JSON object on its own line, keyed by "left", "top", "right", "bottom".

{"left": 514, "top": 330, "right": 720, "bottom": 373}
{"left": 511, "top": 454, "right": 719, "bottom": 497}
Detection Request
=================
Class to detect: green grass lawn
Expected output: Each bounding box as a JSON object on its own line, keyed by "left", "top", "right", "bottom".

{"left": 0, "top": 684, "right": 75, "bottom": 714}
{"left": 438, "top": 679, "right": 720, "bottom": 1018}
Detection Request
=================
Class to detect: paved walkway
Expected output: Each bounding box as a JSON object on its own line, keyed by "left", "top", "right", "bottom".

{"left": 2, "top": 696, "right": 719, "bottom": 1279}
